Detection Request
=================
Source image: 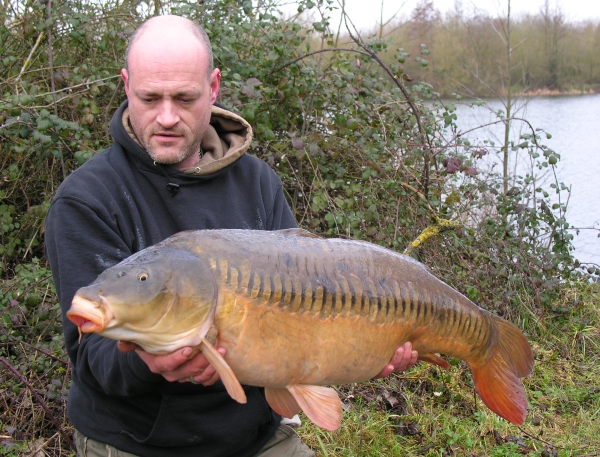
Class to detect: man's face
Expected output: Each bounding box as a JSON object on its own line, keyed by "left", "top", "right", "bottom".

{"left": 122, "top": 39, "right": 220, "bottom": 169}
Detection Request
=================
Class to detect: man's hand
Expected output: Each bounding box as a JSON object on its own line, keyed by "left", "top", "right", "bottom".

{"left": 375, "top": 341, "right": 418, "bottom": 378}
{"left": 117, "top": 341, "right": 223, "bottom": 386}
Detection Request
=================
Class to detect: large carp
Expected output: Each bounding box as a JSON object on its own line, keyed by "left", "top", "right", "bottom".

{"left": 67, "top": 229, "right": 534, "bottom": 430}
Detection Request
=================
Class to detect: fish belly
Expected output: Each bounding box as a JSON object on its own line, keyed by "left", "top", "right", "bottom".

{"left": 216, "top": 298, "right": 415, "bottom": 387}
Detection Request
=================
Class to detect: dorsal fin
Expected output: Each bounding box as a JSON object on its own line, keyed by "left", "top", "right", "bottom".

{"left": 277, "top": 228, "right": 321, "bottom": 239}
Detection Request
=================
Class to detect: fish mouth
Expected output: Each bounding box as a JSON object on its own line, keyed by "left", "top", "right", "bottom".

{"left": 67, "top": 295, "right": 112, "bottom": 333}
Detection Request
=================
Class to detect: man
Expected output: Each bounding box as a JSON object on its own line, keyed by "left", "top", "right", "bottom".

{"left": 45, "top": 15, "right": 417, "bottom": 457}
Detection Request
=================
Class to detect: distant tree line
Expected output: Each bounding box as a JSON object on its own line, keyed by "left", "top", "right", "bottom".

{"left": 343, "top": 0, "right": 600, "bottom": 97}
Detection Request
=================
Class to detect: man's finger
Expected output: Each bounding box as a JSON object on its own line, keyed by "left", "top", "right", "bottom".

{"left": 117, "top": 341, "right": 140, "bottom": 352}
{"left": 137, "top": 347, "right": 194, "bottom": 374}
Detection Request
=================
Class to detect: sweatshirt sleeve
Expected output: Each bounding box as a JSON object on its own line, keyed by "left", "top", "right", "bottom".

{"left": 262, "top": 166, "right": 298, "bottom": 231}
{"left": 45, "top": 195, "right": 166, "bottom": 396}
{"left": 268, "top": 184, "right": 297, "bottom": 230}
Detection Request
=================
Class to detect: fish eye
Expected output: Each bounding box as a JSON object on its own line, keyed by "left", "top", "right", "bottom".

{"left": 138, "top": 272, "right": 149, "bottom": 282}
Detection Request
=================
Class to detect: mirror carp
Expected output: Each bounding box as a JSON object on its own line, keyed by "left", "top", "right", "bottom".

{"left": 67, "top": 228, "right": 534, "bottom": 431}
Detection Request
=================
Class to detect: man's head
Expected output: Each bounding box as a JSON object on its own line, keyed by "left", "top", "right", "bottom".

{"left": 122, "top": 16, "right": 221, "bottom": 169}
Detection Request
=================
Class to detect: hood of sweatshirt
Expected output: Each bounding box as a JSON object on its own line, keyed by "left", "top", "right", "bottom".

{"left": 109, "top": 101, "right": 253, "bottom": 177}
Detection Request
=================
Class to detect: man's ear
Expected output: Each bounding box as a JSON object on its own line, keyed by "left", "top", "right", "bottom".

{"left": 209, "top": 69, "right": 221, "bottom": 104}
{"left": 121, "top": 68, "right": 130, "bottom": 97}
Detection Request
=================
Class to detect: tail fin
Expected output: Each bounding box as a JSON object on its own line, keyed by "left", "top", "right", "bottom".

{"left": 470, "top": 318, "right": 534, "bottom": 425}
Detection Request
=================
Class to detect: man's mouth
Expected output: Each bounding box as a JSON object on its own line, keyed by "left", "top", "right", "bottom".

{"left": 153, "top": 133, "right": 182, "bottom": 142}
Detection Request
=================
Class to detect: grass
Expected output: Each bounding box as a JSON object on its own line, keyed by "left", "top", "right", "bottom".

{"left": 297, "top": 281, "right": 600, "bottom": 457}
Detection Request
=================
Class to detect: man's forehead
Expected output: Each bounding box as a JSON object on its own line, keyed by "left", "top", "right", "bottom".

{"left": 132, "top": 37, "right": 205, "bottom": 62}
{"left": 134, "top": 85, "right": 203, "bottom": 97}
{"left": 127, "top": 45, "right": 209, "bottom": 81}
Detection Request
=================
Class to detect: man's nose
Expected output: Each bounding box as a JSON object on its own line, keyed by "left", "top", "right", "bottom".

{"left": 156, "top": 100, "right": 180, "bottom": 128}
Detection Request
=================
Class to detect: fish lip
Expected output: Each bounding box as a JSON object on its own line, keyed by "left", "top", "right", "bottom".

{"left": 67, "top": 295, "right": 112, "bottom": 333}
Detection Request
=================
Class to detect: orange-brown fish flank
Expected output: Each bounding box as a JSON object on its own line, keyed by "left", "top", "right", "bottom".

{"left": 218, "top": 259, "right": 228, "bottom": 280}
{"left": 390, "top": 281, "right": 402, "bottom": 319}
{"left": 337, "top": 276, "right": 350, "bottom": 316}
{"left": 311, "top": 282, "right": 324, "bottom": 315}
{"left": 281, "top": 276, "right": 292, "bottom": 308}
{"left": 420, "top": 291, "right": 431, "bottom": 325}
{"left": 376, "top": 279, "right": 390, "bottom": 323}
{"left": 68, "top": 228, "right": 534, "bottom": 432}
{"left": 227, "top": 264, "right": 238, "bottom": 288}
{"left": 237, "top": 261, "right": 251, "bottom": 293}
{"left": 261, "top": 274, "right": 272, "bottom": 302}
{"left": 456, "top": 303, "right": 469, "bottom": 336}
{"left": 271, "top": 275, "right": 283, "bottom": 304}
{"left": 321, "top": 282, "right": 333, "bottom": 319}
{"left": 300, "top": 282, "right": 312, "bottom": 313}
{"left": 289, "top": 276, "right": 303, "bottom": 312}
{"left": 448, "top": 302, "right": 459, "bottom": 335}
{"left": 346, "top": 275, "right": 361, "bottom": 315}
{"left": 475, "top": 316, "right": 488, "bottom": 345}
{"left": 247, "top": 271, "right": 261, "bottom": 299}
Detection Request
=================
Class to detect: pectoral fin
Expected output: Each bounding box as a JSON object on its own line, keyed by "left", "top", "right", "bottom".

{"left": 418, "top": 352, "right": 451, "bottom": 370}
{"left": 265, "top": 387, "right": 301, "bottom": 418}
{"left": 199, "top": 337, "right": 247, "bottom": 404}
{"left": 287, "top": 384, "right": 342, "bottom": 431}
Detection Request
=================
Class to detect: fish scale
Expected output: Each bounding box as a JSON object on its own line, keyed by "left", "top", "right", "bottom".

{"left": 67, "top": 228, "right": 534, "bottom": 431}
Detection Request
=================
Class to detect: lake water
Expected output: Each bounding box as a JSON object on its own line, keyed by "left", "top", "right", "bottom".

{"left": 438, "top": 94, "right": 600, "bottom": 266}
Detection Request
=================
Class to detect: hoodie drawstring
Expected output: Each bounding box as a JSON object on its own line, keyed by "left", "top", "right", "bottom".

{"left": 153, "top": 162, "right": 180, "bottom": 196}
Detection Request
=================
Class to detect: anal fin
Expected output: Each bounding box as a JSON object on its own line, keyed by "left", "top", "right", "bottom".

{"left": 288, "top": 384, "right": 342, "bottom": 431}
{"left": 418, "top": 352, "right": 451, "bottom": 370}
{"left": 199, "top": 337, "right": 247, "bottom": 404}
{"left": 265, "top": 387, "right": 301, "bottom": 418}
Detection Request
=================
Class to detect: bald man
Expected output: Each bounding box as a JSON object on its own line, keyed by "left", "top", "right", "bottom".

{"left": 45, "top": 15, "right": 417, "bottom": 457}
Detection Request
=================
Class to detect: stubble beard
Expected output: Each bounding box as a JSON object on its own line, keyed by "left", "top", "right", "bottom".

{"left": 144, "top": 133, "right": 201, "bottom": 165}
{"left": 129, "top": 117, "right": 205, "bottom": 166}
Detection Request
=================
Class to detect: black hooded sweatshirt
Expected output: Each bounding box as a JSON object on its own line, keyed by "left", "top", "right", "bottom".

{"left": 44, "top": 101, "right": 297, "bottom": 457}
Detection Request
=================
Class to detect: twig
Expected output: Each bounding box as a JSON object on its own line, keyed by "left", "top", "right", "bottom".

{"left": 16, "top": 31, "right": 45, "bottom": 83}
{"left": 517, "top": 426, "right": 563, "bottom": 449}
{"left": 6, "top": 336, "right": 68, "bottom": 365}
{"left": 0, "top": 357, "right": 75, "bottom": 450}
{"left": 268, "top": 48, "right": 371, "bottom": 76}
{"left": 28, "top": 74, "right": 120, "bottom": 99}
{"left": 22, "top": 225, "right": 41, "bottom": 260}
